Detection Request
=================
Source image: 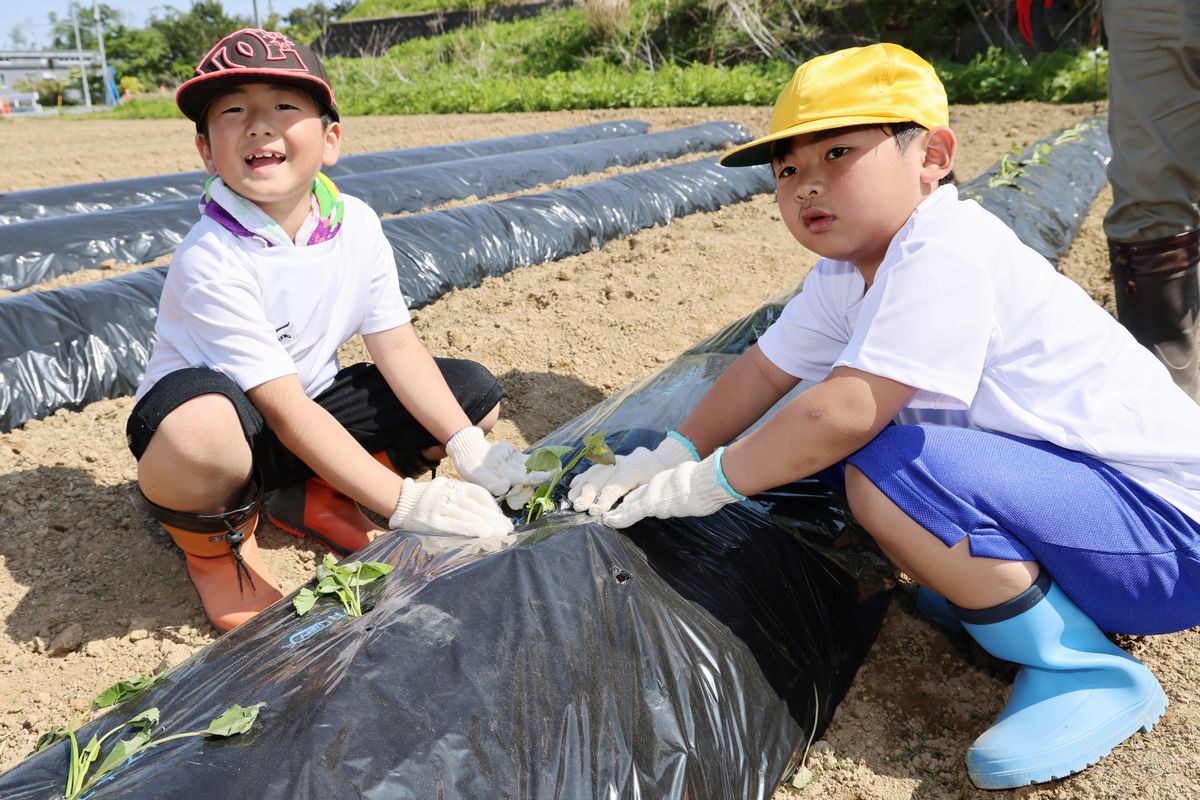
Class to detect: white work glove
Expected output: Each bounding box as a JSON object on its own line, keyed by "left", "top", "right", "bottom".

{"left": 446, "top": 426, "right": 555, "bottom": 497}
{"left": 568, "top": 431, "right": 699, "bottom": 516}
{"left": 603, "top": 448, "right": 746, "bottom": 530}
{"left": 390, "top": 476, "right": 514, "bottom": 537}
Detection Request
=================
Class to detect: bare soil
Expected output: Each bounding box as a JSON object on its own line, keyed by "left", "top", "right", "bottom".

{"left": 0, "top": 103, "right": 1195, "bottom": 799}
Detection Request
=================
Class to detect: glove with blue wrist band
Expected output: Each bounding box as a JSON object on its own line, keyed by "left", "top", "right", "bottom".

{"left": 568, "top": 430, "right": 699, "bottom": 516}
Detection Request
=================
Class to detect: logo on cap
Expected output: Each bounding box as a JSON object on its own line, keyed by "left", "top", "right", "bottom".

{"left": 197, "top": 29, "right": 308, "bottom": 76}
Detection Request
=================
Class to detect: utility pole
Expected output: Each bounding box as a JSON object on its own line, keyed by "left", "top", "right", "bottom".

{"left": 92, "top": 0, "right": 112, "bottom": 106}
{"left": 71, "top": 2, "right": 92, "bottom": 108}
{"left": 252, "top": 0, "right": 261, "bottom": 28}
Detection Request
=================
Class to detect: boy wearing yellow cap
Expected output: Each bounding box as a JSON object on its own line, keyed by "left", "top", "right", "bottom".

{"left": 126, "top": 29, "right": 546, "bottom": 632}
{"left": 569, "top": 43, "right": 1200, "bottom": 788}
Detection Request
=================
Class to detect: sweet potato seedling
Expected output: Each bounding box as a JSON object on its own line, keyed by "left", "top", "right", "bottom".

{"left": 33, "top": 676, "right": 263, "bottom": 799}
{"left": 293, "top": 553, "right": 394, "bottom": 618}
{"left": 508, "top": 431, "right": 615, "bottom": 523}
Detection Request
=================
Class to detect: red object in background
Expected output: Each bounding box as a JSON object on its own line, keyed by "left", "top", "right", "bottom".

{"left": 1017, "top": 0, "right": 1056, "bottom": 50}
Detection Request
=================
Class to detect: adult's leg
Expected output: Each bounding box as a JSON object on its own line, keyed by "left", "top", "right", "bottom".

{"left": 1104, "top": 0, "right": 1200, "bottom": 398}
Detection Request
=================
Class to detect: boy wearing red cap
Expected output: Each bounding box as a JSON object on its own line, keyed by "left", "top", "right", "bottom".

{"left": 570, "top": 43, "right": 1200, "bottom": 788}
{"left": 127, "top": 29, "right": 544, "bottom": 632}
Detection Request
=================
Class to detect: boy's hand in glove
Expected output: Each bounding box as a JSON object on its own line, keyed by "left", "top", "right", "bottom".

{"left": 602, "top": 449, "right": 746, "bottom": 529}
{"left": 390, "top": 476, "right": 514, "bottom": 537}
{"left": 568, "top": 432, "right": 699, "bottom": 516}
{"left": 447, "top": 426, "right": 555, "bottom": 497}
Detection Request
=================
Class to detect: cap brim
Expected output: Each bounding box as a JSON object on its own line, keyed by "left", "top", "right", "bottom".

{"left": 176, "top": 69, "right": 338, "bottom": 123}
{"left": 719, "top": 113, "right": 941, "bottom": 167}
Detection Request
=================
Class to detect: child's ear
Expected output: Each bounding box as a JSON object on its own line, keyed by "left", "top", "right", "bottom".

{"left": 322, "top": 121, "right": 343, "bottom": 167}
{"left": 195, "top": 133, "right": 216, "bottom": 174}
{"left": 921, "top": 126, "right": 956, "bottom": 184}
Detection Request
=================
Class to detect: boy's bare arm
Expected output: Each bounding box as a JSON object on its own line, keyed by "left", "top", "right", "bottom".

{"left": 721, "top": 366, "right": 916, "bottom": 496}
{"left": 247, "top": 375, "right": 404, "bottom": 518}
{"left": 363, "top": 324, "right": 474, "bottom": 445}
{"left": 676, "top": 344, "right": 801, "bottom": 456}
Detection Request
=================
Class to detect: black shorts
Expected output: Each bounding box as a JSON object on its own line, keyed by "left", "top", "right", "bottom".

{"left": 126, "top": 360, "right": 503, "bottom": 492}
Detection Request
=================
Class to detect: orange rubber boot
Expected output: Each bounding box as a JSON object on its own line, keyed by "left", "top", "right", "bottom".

{"left": 162, "top": 511, "right": 283, "bottom": 632}
{"left": 267, "top": 477, "right": 381, "bottom": 555}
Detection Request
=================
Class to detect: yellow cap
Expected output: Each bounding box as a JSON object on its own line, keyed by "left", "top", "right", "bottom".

{"left": 720, "top": 43, "right": 949, "bottom": 167}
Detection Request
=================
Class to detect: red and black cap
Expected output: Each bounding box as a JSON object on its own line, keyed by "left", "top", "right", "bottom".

{"left": 176, "top": 28, "right": 339, "bottom": 124}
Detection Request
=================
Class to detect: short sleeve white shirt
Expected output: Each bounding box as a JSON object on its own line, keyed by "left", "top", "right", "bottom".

{"left": 138, "top": 193, "right": 410, "bottom": 399}
{"left": 758, "top": 185, "right": 1200, "bottom": 523}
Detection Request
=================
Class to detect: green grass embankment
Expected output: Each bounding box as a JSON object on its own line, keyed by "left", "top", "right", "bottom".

{"left": 92, "top": 2, "right": 1109, "bottom": 119}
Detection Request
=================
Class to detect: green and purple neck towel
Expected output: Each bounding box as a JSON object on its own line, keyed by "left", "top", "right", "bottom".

{"left": 201, "top": 172, "right": 344, "bottom": 247}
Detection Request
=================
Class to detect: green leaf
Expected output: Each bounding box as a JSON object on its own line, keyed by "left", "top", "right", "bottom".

{"left": 582, "top": 430, "right": 608, "bottom": 451}
{"left": 93, "top": 731, "right": 150, "bottom": 777}
{"left": 525, "top": 447, "right": 566, "bottom": 473}
{"left": 204, "top": 703, "right": 266, "bottom": 738}
{"left": 525, "top": 494, "right": 555, "bottom": 523}
{"left": 581, "top": 431, "right": 615, "bottom": 464}
{"left": 315, "top": 552, "right": 339, "bottom": 581}
{"left": 293, "top": 588, "right": 318, "bottom": 616}
{"left": 345, "top": 562, "right": 393, "bottom": 585}
{"left": 588, "top": 448, "right": 615, "bottom": 466}
{"left": 32, "top": 725, "right": 68, "bottom": 754}
{"left": 92, "top": 675, "right": 161, "bottom": 710}
{"left": 126, "top": 708, "right": 160, "bottom": 733}
{"left": 313, "top": 576, "right": 342, "bottom": 595}
{"left": 790, "top": 764, "right": 814, "bottom": 789}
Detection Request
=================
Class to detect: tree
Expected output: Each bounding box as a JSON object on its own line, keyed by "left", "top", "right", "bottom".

{"left": 282, "top": 1, "right": 356, "bottom": 45}
{"left": 49, "top": 3, "right": 125, "bottom": 51}
{"left": 148, "top": 0, "right": 250, "bottom": 82}
{"left": 103, "top": 26, "right": 171, "bottom": 87}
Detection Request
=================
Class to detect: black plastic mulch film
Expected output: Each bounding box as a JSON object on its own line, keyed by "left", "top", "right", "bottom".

{"left": 0, "top": 122, "right": 747, "bottom": 291}
{"left": 958, "top": 115, "right": 1110, "bottom": 268}
{"left": 1, "top": 115, "right": 1110, "bottom": 799}
{"left": 0, "top": 123, "right": 762, "bottom": 431}
{"left": 0, "top": 120, "right": 650, "bottom": 225}
{"left": 0, "top": 305, "right": 893, "bottom": 800}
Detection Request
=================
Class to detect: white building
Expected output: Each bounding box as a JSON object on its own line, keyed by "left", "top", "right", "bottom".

{"left": 0, "top": 49, "right": 99, "bottom": 93}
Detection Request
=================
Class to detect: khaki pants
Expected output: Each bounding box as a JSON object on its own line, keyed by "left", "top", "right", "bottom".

{"left": 1103, "top": 0, "right": 1200, "bottom": 242}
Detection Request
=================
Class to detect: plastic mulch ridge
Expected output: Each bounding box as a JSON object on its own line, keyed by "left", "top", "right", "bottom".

{"left": 0, "top": 122, "right": 748, "bottom": 290}
{"left": 0, "top": 117, "right": 1109, "bottom": 800}
{"left": 0, "top": 120, "right": 650, "bottom": 225}
{"left": 0, "top": 123, "right": 763, "bottom": 431}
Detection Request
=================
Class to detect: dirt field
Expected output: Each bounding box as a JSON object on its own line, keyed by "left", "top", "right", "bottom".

{"left": 0, "top": 103, "right": 1196, "bottom": 799}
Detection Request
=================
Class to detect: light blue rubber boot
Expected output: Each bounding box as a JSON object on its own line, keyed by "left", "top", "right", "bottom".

{"left": 915, "top": 586, "right": 964, "bottom": 631}
{"left": 959, "top": 571, "right": 1168, "bottom": 789}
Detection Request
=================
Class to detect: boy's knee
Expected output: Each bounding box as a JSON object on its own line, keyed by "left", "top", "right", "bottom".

{"left": 140, "top": 394, "right": 251, "bottom": 490}
{"left": 439, "top": 358, "right": 503, "bottom": 418}
{"left": 451, "top": 358, "right": 500, "bottom": 396}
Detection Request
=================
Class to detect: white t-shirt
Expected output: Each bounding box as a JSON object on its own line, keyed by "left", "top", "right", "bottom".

{"left": 758, "top": 185, "right": 1200, "bottom": 523}
{"left": 138, "top": 194, "right": 411, "bottom": 399}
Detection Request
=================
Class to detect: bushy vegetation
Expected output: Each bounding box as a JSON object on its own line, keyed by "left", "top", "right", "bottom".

{"left": 342, "top": 0, "right": 516, "bottom": 17}
{"left": 19, "top": 0, "right": 352, "bottom": 107}
{"left": 64, "top": 0, "right": 1108, "bottom": 119}
{"left": 937, "top": 46, "right": 1108, "bottom": 104}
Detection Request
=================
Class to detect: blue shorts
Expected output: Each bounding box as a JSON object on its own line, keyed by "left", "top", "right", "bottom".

{"left": 830, "top": 424, "right": 1200, "bottom": 635}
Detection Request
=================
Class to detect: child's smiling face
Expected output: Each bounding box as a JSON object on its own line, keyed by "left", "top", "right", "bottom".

{"left": 772, "top": 124, "right": 954, "bottom": 279}
{"left": 196, "top": 82, "right": 341, "bottom": 226}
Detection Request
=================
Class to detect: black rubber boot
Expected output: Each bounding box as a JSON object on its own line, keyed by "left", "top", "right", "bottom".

{"left": 1109, "top": 229, "right": 1200, "bottom": 401}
